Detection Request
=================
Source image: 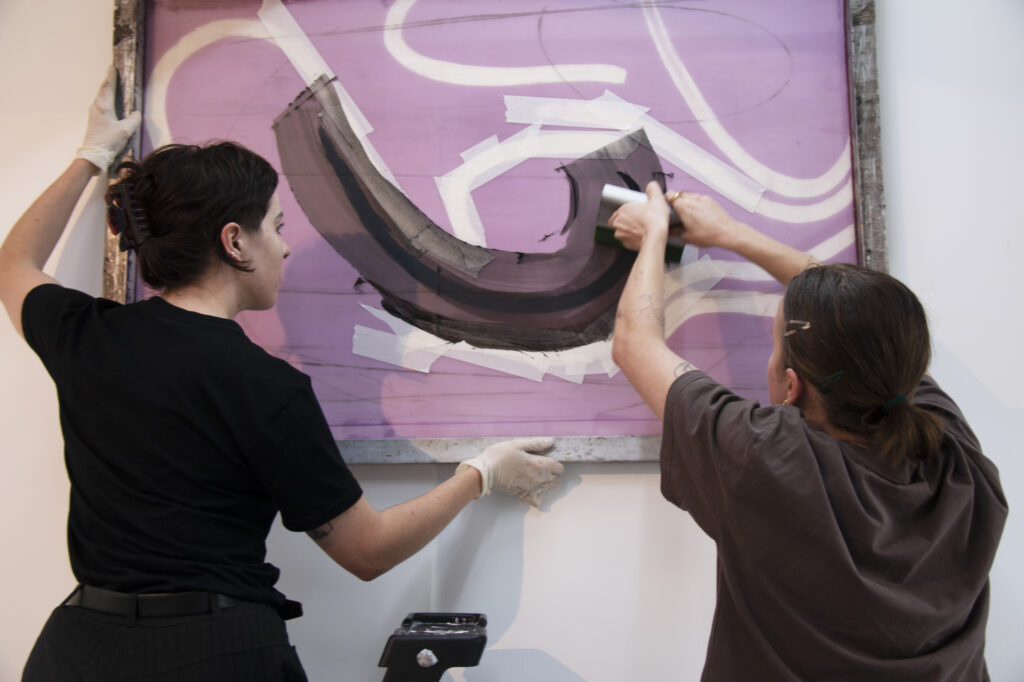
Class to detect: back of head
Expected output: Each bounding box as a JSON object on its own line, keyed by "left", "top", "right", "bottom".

{"left": 781, "top": 263, "right": 945, "bottom": 465}
{"left": 105, "top": 142, "right": 278, "bottom": 290}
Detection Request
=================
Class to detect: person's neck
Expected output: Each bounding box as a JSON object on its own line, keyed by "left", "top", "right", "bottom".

{"left": 160, "top": 275, "right": 241, "bottom": 320}
{"left": 799, "top": 392, "right": 865, "bottom": 446}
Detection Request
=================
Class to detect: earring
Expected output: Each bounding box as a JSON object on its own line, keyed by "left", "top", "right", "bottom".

{"left": 782, "top": 398, "right": 790, "bottom": 405}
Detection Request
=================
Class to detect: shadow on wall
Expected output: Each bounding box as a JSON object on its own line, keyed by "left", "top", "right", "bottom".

{"left": 432, "top": 467, "right": 582, "bottom": 629}
{"left": 266, "top": 463, "right": 584, "bottom": 681}
{"left": 450, "top": 648, "right": 589, "bottom": 681}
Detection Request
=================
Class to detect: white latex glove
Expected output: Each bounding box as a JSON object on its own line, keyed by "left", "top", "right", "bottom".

{"left": 458, "top": 438, "right": 563, "bottom": 508}
{"left": 75, "top": 67, "right": 142, "bottom": 171}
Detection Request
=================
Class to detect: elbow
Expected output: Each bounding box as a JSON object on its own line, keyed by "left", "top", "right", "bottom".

{"left": 611, "top": 327, "right": 634, "bottom": 373}
{"left": 353, "top": 558, "right": 393, "bottom": 582}
{"left": 346, "top": 551, "right": 397, "bottom": 582}
{"left": 353, "top": 566, "right": 385, "bottom": 582}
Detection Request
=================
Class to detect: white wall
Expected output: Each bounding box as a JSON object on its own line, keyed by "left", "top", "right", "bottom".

{"left": 876, "top": 2, "right": 1024, "bottom": 678}
{"left": 0, "top": 1, "right": 1019, "bottom": 680}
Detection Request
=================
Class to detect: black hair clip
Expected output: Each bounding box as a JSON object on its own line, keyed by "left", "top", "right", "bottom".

{"left": 106, "top": 182, "right": 151, "bottom": 252}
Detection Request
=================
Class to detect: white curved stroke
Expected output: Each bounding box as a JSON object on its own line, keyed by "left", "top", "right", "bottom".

{"left": 384, "top": 0, "right": 627, "bottom": 87}
{"left": 148, "top": 3, "right": 401, "bottom": 187}
{"left": 499, "top": 92, "right": 856, "bottom": 221}
{"left": 642, "top": 0, "right": 850, "bottom": 199}
{"left": 755, "top": 178, "right": 853, "bottom": 223}
{"left": 146, "top": 19, "right": 273, "bottom": 147}
{"left": 436, "top": 119, "right": 846, "bottom": 248}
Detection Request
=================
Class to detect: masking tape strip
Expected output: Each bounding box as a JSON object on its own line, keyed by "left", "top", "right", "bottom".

{"left": 498, "top": 90, "right": 766, "bottom": 212}
{"left": 504, "top": 94, "right": 650, "bottom": 130}
{"left": 352, "top": 326, "right": 444, "bottom": 373}
{"left": 350, "top": 257, "right": 725, "bottom": 382}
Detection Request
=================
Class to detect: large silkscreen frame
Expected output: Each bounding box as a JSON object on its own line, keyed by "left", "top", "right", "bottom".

{"left": 106, "top": 0, "right": 886, "bottom": 462}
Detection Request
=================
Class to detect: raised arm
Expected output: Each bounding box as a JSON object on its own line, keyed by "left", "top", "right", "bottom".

{"left": 609, "top": 183, "right": 696, "bottom": 421}
{"left": 667, "top": 191, "right": 814, "bottom": 286}
{"left": 609, "top": 184, "right": 818, "bottom": 419}
{"left": 307, "top": 438, "right": 563, "bottom": 581}
{"left": 0, "top": 68, "right": 140, "bottom": 337}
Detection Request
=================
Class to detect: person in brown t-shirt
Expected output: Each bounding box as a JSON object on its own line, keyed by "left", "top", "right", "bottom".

{"left": 608, "top": 183, "right": 1007, "bottom": 681}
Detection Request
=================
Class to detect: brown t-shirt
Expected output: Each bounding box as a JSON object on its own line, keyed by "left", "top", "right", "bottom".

{"left": 661, "top": 372, "right": 1007, "bottom": 681}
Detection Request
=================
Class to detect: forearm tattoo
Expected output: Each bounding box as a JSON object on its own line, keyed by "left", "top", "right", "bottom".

{"left": 673, "top": 361, "right": 697, "bottom": 377}
{"left": 637, "top": 293, "right": 666, "bottom": 327}
{"left": 307, "top": 521, "right": 335, "bottom": 541}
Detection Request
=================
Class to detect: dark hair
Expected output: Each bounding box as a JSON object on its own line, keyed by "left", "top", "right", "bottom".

{"left": 105, "top": 142, "right": 278, "bottom": 290}
{"left": 781, "top": 263, "right": 944, "bottom": 465}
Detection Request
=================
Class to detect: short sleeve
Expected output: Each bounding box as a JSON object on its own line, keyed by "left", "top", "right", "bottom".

{"left": 22, "top": 283, "right": 102, "bottom": 365}
{"left": 659, "top": 371, "right": 776, "bottom": 540}
{"left": 247, "top": 379, "right": 363, "bottom": 532}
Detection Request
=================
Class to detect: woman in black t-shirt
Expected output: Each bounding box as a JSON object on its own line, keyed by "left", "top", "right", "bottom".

{"left": 0, "top": 69, "right": 563, "bottom": 682}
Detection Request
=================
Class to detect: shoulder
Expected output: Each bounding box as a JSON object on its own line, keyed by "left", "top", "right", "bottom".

{"left": 913, "top": 375, "right": 1006, "bottom": 509}
{"left": 661, "top": 370, "right": 820, "bottom": 484}
{"left": 664, "top": 370, "right": 800, "bottom": 447}
{"left": 23, "top": 282, "right": 114, "bottom": 316}
{"left": 22, "top": 283, "right": 120, "bottom": 354}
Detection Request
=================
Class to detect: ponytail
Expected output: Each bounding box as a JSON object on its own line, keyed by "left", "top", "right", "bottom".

{"left": 865, "top": 396, "right": 946, "bottom": 465}
{"left": 782, "top": 264, "right": 945, "bottom": 465}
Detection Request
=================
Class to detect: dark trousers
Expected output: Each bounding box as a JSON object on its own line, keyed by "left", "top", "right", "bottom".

{"left": 23, "top": 597, "right": 308, "bottom": 681}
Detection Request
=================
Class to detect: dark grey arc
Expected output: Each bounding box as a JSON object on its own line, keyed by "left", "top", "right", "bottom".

{"left": 273, "top": 75, "right": 668, "bottom": 351}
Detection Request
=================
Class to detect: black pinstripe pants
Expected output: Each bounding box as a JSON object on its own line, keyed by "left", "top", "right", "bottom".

{"left": 22, "top": 599, "right": 308, "bottom": 681}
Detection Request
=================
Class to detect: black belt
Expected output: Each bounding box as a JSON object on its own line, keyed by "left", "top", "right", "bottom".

{"left": 65, "top": 585, "right": 303, "bottom": 622}
{"left": 65, "top": 585, "right": 245, "bottom": 621}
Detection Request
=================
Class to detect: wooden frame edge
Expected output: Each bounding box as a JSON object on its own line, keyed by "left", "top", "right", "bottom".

{"left": 846, "top": 0, "right": 888, "bottom": 272}
{"left": 103, "top": 0, "right": 146, "bottom": 303}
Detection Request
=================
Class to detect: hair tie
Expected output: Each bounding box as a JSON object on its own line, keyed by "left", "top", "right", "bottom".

{"left": 106, "top": 182, "right": 151, "bottom": 252}
{"left": 815, "top": 370, "right": 844, "bottom": 394}
{"left": 882, "top": 395, "right": 908, "bottom": 415}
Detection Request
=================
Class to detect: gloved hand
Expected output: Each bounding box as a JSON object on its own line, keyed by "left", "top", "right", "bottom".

{"left": 458, "top": 438, "right": 563, "bottom": 508}
{"left": 76, "top": 67, "right": 142, "bottom": 171}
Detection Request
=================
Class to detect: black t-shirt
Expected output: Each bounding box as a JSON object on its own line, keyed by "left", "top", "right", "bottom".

{"left": 22, "top": 284, "right": 363, "bottom": 606}
{"left": 661, "top": 371, "right": 1007, "bottom": 681}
